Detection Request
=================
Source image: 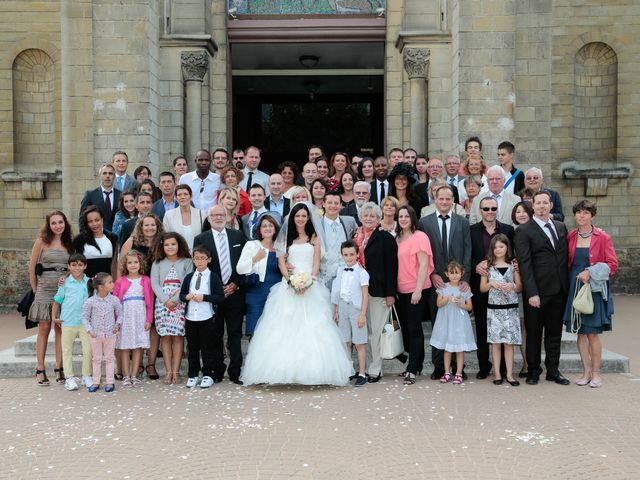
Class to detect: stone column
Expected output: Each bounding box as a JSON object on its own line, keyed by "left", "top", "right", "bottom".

{"left": 61, "top": 0, "right": 95, "bottom": 218}
{"left": 181, "top": 51, "right": 209, "bottom": 161}
{"left": 403, "top": 48, "right": 430, "bottom": 154}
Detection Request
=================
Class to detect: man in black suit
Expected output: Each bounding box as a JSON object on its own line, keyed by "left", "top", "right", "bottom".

{"left": 418, "top": 184, "right": 471, "bottom": 379}
{"left": 470, "top": 197, "right": 514, "bottom": 379}
{"left": 514, "top": 190, "right": 570, "bottom": 386}
{"left": 118, "top": 192, "right": 154, "bottom": 246}
{"left": 340, "top": 181, "right": 371, "bottom": 226}
{"left": 151, "top": 171, "right": 178, "bottom": 221}
{"left": 369, "top": 156, "right": 389, "bottom": 205}
{"left": 79, "top": 163, "right": 121, "bottom": 232}
{"left": 193, "top": 205, "right": 247, "bottom": 384}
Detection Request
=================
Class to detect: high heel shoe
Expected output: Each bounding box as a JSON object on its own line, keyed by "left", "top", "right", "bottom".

{"left": 36, "top": 369, "right": 50, "bottom": 386}
{"left": 146, "top": 364, "right": 159, "bottom": 380}
{"left": 54, "top": 367, "right": 65, "bottom": 384}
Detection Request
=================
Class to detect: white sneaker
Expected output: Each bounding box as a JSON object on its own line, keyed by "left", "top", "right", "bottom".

{"left": 64, "top": 377, "right": 78, "bottom": 391}
{"left": 82, "top": 376, "right": 93, "bottom": 388}
{"left": 199, "top": 376, "right": 214, "bottom": 388}
{"left": 185, "top": 377, "right": 199, "bottom": 388}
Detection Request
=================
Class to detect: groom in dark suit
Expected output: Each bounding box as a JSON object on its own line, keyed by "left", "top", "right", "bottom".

{"left": 193, "top": 205, "right": 246, "bottom": 384}
{"left": 514, "top": 190, "right": 569, "bottom": 386}
{"left": 418, "top": 185, "right": 471, "bottom": 379}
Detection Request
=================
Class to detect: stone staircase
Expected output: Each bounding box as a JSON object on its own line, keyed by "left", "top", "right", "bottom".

{"left": 0, "top": 325, "right": 629, "bottom": 378}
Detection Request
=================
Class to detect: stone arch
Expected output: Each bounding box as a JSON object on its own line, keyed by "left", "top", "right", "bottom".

{"left": 573, "top": 42, "right": 617, "bottom": 163}
{"left": 12, "top": 48, "right": 57, "bottom": 171}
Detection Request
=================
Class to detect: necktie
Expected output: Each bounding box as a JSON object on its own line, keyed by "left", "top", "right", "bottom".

{"left": 545, "top": 222, "right": 558, "bottom": 249}
{"left": 217, "top": 232, "right": 231, "bottom": 284}
{"left": 344, "top": 267, "right": 354, "bottom": 272}
{"left": 195, "top": 272, "right": 202, "bottom": 290}
{"left": 439, "top": 214, "right": 450, "bottom": 260}
{"left": 252, "top": 211, "right": 258, "bottom": 223}
{"left": 379, "top": 181, "right": 386, "bottom": 202}
{"left": 104, "top": 191, "right": 112, "bottom": 217}
{"left": 246, "top": 171, "right": 254, "bottom": 190}
{"left": 117, "top": 177, "right": 124, "bottom": 191}
{"left": 449, "top": 177, "right": 455, "bottom": 186}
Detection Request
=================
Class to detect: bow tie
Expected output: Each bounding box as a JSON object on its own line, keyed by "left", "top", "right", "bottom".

{"left": 344, "top": 267, "right": 354, "bottom": 272}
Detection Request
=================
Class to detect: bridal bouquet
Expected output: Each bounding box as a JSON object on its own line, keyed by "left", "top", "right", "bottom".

{"left": 288, "top": 272, "right": 313, "bottom": 293}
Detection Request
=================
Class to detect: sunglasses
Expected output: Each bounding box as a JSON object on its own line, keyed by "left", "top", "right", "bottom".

{"left": 200, "top": 180, "right": 205, "bottom": 194}
{"left": 481, "top": 207, "right": 498, "bottom": 212}
{"left": 233, "top": 156, "right": 244, "bottom": 160}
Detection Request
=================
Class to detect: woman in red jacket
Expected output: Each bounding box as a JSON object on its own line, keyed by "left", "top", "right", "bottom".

{"left": 563, "top": 200, "right": 618, "bottom": 388}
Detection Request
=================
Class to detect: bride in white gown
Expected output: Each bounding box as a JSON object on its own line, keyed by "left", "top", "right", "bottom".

{"left": 241, "top": 202, "right": 353, "bottom": 386}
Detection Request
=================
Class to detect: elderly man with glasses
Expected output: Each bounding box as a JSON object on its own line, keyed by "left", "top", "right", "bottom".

{"left": 340, "top": 181, "right": 371, "bottom": 226}
{"left": 469, "top": 165, "right": 521, "bottom": 226}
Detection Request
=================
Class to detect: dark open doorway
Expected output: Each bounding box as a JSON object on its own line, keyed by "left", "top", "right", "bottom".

{"left": 232, "top": 76, "right": 384, "bottom": 172}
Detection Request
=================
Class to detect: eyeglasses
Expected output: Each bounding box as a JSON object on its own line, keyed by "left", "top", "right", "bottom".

{"left": 481, "top": 207, "right": 498, "bottom": 212}
{"left": 233, "top": 156, "right": 243, "bottom": 160}
{"left": 354, "top": 191, "right": 369, "bottom": 196}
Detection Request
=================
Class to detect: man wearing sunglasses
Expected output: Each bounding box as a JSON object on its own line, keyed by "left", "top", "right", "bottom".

{"left": 470, "top": 196, "right": 515, "bottom": 379}
{"left": 469, "top": 165, "right": 520, "bottom": 226}
{"left": 180, "top": 149, "right": 221, "bottom": 212}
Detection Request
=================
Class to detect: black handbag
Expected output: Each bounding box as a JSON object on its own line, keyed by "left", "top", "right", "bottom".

{"left": 17, "top": 289, "right": 38, "bottom": 329}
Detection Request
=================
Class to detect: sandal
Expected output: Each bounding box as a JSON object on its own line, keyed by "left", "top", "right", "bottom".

{"left": 453, "top": 374, "right": 463, "bottom": 385}
{"left": 131, "top": 377, "right": 142, "bottom": 388}
{"left": 439, "top": 373, "right": 451, "bottom": 384}
{"left": 36, "top": 369, "right": 50, "bottom": 386}
{"left": 122, "top": 377, "right": 133, "bottom": 388}
{"left": 162, "top": 372, "right": 173, "bottom": 385}
{"left": 54, "top": 367, "right": 65, "bottom": 384}
{"left": 403, "top": 373, "right": 416, "bottom": 385}
{"left": 136, "top": 365, "right": 144, "bottom": 378}
{"left": 172, "top": 373, "right": 182, "bottom": 385}
{"left": 114, "top": 372, "right": 124, "bottom": 381}
{"left": 146, "top": 364, "right": 159, "bottom": 380}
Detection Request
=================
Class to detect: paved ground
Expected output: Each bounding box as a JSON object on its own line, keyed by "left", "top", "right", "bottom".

{"left": 1, "top": 296, "right": 639, "bottom": 479}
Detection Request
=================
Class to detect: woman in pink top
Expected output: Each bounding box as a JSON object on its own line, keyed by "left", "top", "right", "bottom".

{"left": 395, "top": 205, "right": 434, "bottom": 385}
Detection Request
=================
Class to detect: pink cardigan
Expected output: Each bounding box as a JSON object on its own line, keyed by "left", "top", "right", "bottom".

{"left": 113, "top": 275, "right": 155, "bottom": 325}
{"left": 567, "top": 227, "right": 618, "bottom": 276}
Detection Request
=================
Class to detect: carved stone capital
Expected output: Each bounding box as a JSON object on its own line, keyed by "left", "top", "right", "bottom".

{"left": 181, "top": 50, "right": 209, "bottom": 82}
{"left": 403, "top": 48, "right": 430, "bottom": 79}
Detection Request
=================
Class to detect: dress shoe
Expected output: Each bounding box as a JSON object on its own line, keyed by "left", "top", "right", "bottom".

{"left": 506, "top": 379, "right": 520, "bottom": 387}
{"left": 213, "top": 376, "right": 223, "bottom": 383}
{"left": 546, "top": 373, "right": 570, "bottom": 385}
{"left": 430, "top": 368, "right": 445, "bottom": 380}
{"left": 492, "top": 378, "right": 503, "bottom": 386}
{"left": 230, "top": 378, "right": 244, "bottom": 385}
{"left": 525, "top": 375, "right": 539, "bottom": 385}
{"left": 367, "top": 373, "right": 382, "bottom": 383}
{"left": 518, "top": 370, "right": 528, "bottom": 378}
{"left": 461, "top": 369, "right": 468, "bottom": 380}
{"left": 476, "top": 371, "right": 490, "bottom": 380}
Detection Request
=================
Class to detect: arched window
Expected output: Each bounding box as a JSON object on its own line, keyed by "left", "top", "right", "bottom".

{"left": 12, "top": 49, "right": 56, "bottom": 171}
{"left": 574, "top": 42, "right": 617, "bottom": 163}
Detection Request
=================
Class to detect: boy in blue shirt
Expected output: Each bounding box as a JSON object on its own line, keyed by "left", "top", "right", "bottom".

{"left": 52, "top": 254, "right": 92, "bottom": 391}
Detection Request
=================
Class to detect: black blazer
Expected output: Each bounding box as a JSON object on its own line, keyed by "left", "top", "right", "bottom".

{"left": 264, "top": 196, "right": 291, "bottom": 217}
{"left": 418, "top": 212, "right": 471, "bottom": 283}
{"left": 118, "top": 217, "right": 138, "bottom": 247}
{"left": 340, "top": 203, "right": 361, "bottom": 226}
{"left": 414, "top": 182, "right": 460, "bottom": 208}
{"left": 514, "top": 219, "right": 569, "bottom": 299}
{"left": 469, "top": 221, "right": 515, "bottom": 291}
{"left": 192, "top": 228, "right": 246, "bottom": 286}
{"left": 179, "top": 270, "right": 225, "bottom": 314}
{"left": 363, "top": 228, "right": 398, "bottom": 298}
{"left": 79, "top": 187, "right": 121, "bottom": 232}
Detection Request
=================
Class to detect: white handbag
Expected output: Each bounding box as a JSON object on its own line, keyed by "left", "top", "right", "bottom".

{"left": 380, "top": 305, "right": 404, "bottom": 360}
{"left": 570, "top": 280, "right": 594, "bottom": 333}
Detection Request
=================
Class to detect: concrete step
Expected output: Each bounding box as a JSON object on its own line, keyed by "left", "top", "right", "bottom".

{"left": 0, "top": 330, "right": 629, "bottom": 378}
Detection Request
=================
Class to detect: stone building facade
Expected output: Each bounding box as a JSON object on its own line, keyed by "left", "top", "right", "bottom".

{"left": 0, "top": 0, "right": 638, "bottom": 301}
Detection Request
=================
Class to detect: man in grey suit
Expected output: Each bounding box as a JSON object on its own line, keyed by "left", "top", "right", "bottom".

{"left": 319, "top": 191, "right": 358, "bottom": 287}
{"left": 469, "top": 165, "right": 521, "bottom": 226}
{"left": 419, "top": 184, "right": 472, "bottom": 379}
{"left": 111, "top": 151, "right": 137, "bottom": 192}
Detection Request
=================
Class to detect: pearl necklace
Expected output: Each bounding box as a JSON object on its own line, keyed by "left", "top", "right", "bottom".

{"left": 577, "top": 228, "right": 593, "bottom": 239}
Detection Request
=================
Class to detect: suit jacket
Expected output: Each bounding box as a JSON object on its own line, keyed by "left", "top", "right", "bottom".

{"left": 362, "top": 228, "right": 398, "bottom": 298}
{"left": 114, "top": 173, "right": 137, "bottom": 192}
{"left": 469, "top": 190, "right": 521, "bottom": 226}
{"left": 514, "top": 218, "right": 569, "bottom": 299}
{"left": 79, "top": 187, "right": 121, "bottom": 232}
{"left": 151, "top": 198, "right": 179, "bottom": 221}
{"left": 469, "top": 221, "right": 515, "bottom": 291}
{"left": 118, "top": 217, "right": 137, "bottom": 247}
{"left": 192, "top": 228, "right": 246, "bottom": 286}
{"left": 340, "top": 203, "right": 362, "bottom": 226}
{"left": 414, "top": 182, "right": 460, "bottom": 207}
{"left": 320, "top": 215, "right": 358, "bottom": 240}
{"left": 546, "top": 188, "right": 565, "bottom": 222}
{"left": 264, "top": 196, "right": 291, "bottom": 217}
{"left": 418, "top": 212, "right": 472, "bottom": 283}
{"left": 179, "top": 270, "right": 226, "bottom": 314}
{"left": 369, "top": 179, "right": 389, "bottom": 205}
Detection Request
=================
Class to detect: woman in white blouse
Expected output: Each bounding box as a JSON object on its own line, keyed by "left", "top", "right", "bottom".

{"left": 236, "top": 214, "right": 283, "bottom": 337}
{"left": 163, "top": 184, "right": 204, "bottom": 252}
